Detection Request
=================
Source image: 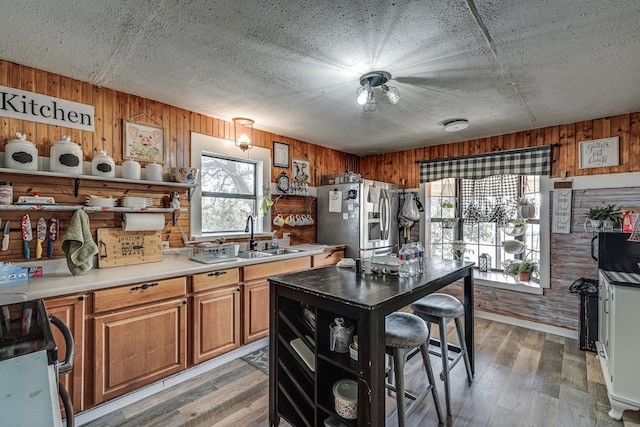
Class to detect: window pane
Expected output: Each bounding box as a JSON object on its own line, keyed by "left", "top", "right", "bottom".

{"left": 201, "top": 156, "right": 255, "bottom": 195}
{"left": 202, "top": 196, "right": 255, "bottom": 233}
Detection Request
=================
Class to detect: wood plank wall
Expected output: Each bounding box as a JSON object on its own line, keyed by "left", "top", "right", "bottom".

{"left": 360, "top": 113, "right": 640, "bottom": 187}
{"left": 0, "top": 59, "right": 359, "bottom": 258}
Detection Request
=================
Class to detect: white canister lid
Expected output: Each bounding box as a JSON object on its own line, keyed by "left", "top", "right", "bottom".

{"left": 8, "top": 132, "right": 36, "bottom": 146}
{"left": 333, "top": 379, "right": 357, "bottom": 403}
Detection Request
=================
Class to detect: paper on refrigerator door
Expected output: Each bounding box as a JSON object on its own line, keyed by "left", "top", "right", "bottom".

{"left": 329, "top": 190, "right": 342, "bottom": 212}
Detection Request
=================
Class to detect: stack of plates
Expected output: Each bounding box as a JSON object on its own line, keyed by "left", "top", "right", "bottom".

{"left": 86, "top": 196, "right": 116, "bottom": 208}
{"left": 121, "top": 197, "right": 153, "bottom": 208}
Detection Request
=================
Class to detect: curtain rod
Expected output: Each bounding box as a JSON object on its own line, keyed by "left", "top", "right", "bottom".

{"left": 414, "top": 143, "right": 558, "bottom": 165}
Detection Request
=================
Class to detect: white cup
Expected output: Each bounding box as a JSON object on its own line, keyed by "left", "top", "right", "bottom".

{"left": 286, "top": 214, "right": 296, "bottom": 226}
{"left": 273, "top": 214, "right": 285, "bottom": 226}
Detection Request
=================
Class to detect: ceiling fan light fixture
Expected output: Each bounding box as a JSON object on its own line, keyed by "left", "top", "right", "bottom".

{"left": 381, "top": 85, "right": 400, "bottom": 104}
{"left": 363, "top": 92, "right": 377, "bottom": 112}
{"left": 356, "top": 85, "right": 371, "bottom": 105}
{"left": 444, "top": 119, "right": 469, "bottom": 132}
{"left": 356, "top": 71, "right": 399, "bottom": 111}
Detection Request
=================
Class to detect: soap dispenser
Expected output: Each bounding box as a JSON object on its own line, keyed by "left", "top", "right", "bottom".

{"left": 271, "top": 232, "right": 279, "bottom": 249}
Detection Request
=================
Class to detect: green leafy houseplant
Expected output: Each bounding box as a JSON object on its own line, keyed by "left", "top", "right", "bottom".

{"left": 586, "top": 204, "right": 622, "bottom": 227}
{"left": 505, "top": 259, "right": 538, "bottom": 281}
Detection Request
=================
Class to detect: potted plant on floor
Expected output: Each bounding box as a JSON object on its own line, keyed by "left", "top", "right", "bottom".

{"left": 505, "top": 258, "right": 538, "bottom": 282}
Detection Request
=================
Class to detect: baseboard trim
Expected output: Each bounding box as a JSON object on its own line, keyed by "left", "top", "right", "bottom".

{"left": 475, "top": 310, "right": 578, "bottom": 339}
{"left": 75, "top": 338, "right": 268, "bottom": 426}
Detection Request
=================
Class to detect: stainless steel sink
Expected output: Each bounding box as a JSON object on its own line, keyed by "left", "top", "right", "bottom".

{"left": 236, "top": 248, "right": 302, "bottom": 259}
{"left": 237, "top": 251, "right": 273, "bottom": 259}
{"left": 262, "top": 248, "right": 301, "bottom": 255}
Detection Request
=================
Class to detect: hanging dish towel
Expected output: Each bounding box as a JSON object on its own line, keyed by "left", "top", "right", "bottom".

{"left": 62, "top": 209, "right": 98, "bottom": 275}
{"left": 260, "top": 197, "right": 274, "bottom": 215}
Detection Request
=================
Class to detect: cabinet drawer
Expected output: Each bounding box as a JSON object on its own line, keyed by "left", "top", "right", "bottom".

{"left": 192, "top": 268, "right": 240, "bottom": 293}
{"left": 243, "top": 257, "right": 311, "bottom": 281}
{"left": 312, "top": 250, "right": 344, "bottom": 268}
{"left": 94, "top": 277, "right": 186, "bottom": 312}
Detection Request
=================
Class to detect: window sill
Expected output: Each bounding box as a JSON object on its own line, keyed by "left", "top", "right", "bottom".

{"left": 474, "top": 271, "right": 544, "bottom": 295}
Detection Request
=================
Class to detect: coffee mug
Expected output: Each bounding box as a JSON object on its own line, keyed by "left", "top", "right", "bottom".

{"left": 286, "top": 214, "right": 296, "bottom": 226}
{"left": 273, "top": 214, "right": 285, "bottom": 226}
{"left": 295, "top": 214, "right": 303, "bottom": 225}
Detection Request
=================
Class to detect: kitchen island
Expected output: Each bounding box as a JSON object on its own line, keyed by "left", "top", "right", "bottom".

{"left": 268, "top": 258, "right": 474, "bottom": 427}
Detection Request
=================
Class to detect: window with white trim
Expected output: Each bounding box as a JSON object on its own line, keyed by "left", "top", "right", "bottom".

{"left": 200, "top": 154, "right": 257, "bottom": 233}
{"left": 427, "top": 175, "right": 542, "bottom": 285}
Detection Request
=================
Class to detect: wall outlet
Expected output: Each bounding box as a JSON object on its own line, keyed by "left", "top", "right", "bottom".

{"left": 283, "top": 232, "right": 291, "bottom": 239}
{"left": 161, "top": 241, "right": 170, "bottom": 250}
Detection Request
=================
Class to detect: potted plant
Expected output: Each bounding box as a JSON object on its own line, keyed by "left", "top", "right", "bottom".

{"left": 516, "top": 197, "right": 537, "bottom": 219}
{"left": 586, "top": 204, "right": 621, "bottom": 230}
{"left": 505, "top": 258, "right": 538, "bottom": 281}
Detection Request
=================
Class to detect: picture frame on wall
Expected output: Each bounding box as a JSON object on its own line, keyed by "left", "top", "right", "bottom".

{"left": 578, "top": 136, "right": 619, "bottom": 169}
{"left": 273, "top": 141, "right": 290, "bottom": 168}
{"left": 123, "top": 119, "right": 165, "bottom": 163}
{"left": 293, "top": 158, "right": 310, "bottom": 183}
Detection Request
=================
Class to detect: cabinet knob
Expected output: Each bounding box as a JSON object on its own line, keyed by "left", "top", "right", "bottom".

{"left": 78, "top": 295, "right": 85, "bottom": 301}
{"left": 182, "top": 300, "right": 187, "bottom": 305}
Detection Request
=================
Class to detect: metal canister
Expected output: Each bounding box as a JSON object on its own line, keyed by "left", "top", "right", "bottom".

{"left": 0, "top": 182, "right": 12, "bottom": 205}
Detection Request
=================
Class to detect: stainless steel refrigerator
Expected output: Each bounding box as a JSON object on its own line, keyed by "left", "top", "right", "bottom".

{"left": 316, "top": 179, "right": 398, "bottom": 259}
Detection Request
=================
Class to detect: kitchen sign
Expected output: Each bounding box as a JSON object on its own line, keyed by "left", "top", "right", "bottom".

{"left": 578, "top": 136, "right": 619, "bottom": 169}
{"left": 0, "top": 85, "right": 94, "bottom": 131}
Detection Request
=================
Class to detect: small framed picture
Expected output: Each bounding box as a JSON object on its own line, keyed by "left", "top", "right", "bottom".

{"left": 273, "top": 141, "right": 290, "bottom": 168}
{"left": 293, "top": 158, "right": 310, "bottom": 183}
{"left": 123, "top": 119, "right": 165, "bottom": 163}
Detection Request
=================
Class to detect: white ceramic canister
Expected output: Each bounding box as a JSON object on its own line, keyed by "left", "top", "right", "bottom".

{"left": 122, "top": 158, "right": 141, "bottom": 180}
{"left": 91, "top": 149, "right": 115, "bottom": 178}
{"left": 50, "top": 135, "right": 83, "bottom": 175}
{"left": 5, "top": 132, "right": 38, "bottom": 171}
{"left": 145, "top": 162, "right": 163, "bottom": 181}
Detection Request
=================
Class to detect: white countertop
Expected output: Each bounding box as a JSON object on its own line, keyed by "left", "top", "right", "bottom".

{"left": 0, "top": 244, "right": 342, "bottom": 305}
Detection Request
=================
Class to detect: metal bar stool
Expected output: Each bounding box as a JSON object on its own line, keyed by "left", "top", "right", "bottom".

{"left": 385, "top": 312, "right": 444, "bottom": 426}
{"left": 410, "top": 293, "right": 473, "bottom": 415}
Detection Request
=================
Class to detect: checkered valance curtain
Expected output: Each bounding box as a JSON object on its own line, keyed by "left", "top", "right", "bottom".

{"left": 418, "top": 145, "right": 551, "bottom": 183}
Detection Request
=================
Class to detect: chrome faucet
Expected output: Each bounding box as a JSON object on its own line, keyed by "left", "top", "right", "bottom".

{"left": 245, "top": 214, "right": 257, "bottom": 251}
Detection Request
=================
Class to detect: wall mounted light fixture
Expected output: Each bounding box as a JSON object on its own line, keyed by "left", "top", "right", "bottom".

{"left": 356, "top": 71, "right": 399, "bottom": 112}
{"left": 233, "top": 117, "right": 255, "bottom": 151}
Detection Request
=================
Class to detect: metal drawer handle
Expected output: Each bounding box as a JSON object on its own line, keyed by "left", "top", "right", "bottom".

{"left": 208, "top": 271, "right": 227, "bottom": 277}
{"left": 131, "top": 282, "right": 158, "bottom": 291}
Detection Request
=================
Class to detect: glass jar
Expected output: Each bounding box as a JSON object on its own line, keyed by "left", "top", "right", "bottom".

{"left": 0, "top": 182, "right": 12, "bottom": 205}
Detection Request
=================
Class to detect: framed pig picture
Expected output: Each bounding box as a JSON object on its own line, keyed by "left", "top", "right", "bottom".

{"left": 123, "top": 119, "right": 165, "bottom": 163}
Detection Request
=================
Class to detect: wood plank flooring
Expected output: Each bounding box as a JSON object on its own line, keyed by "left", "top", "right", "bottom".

{"left": 81, "top": 318, "right": 640, "bottom": 427}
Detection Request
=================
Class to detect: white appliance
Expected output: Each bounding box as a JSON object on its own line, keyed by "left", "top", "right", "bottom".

{"left": 593, "top": 232, "right": 640, "bottom": 420}
{"left": 316, "top": 179, "right": 398, "bottom": 259}
{"left": 0, "top": 300, "right": 74, "bottom": 427}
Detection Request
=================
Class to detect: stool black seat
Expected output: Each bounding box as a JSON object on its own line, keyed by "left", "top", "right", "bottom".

{"left": 411, "top": 293, "right": 473, "bottom": 415}
{"left": 385, "top": 312, "right": 443, "bottom": 426}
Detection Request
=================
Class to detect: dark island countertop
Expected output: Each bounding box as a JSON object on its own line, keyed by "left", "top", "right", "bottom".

{"left": 269, "top": 258, "right": 474, "bottom": 312}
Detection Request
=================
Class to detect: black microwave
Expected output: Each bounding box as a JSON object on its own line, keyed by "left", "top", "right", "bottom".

{"left": 592, "top": 232, "right": 640, "bottom": 273}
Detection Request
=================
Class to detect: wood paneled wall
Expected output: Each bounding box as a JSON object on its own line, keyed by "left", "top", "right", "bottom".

{"left": 360, "top": 113, "right": 640, "bottom": 188}
{"left": 0, "top": 59, "right": 358, "bottom": 186}
{"left": 0, "top": 59, "right": 359, "bottom": 254}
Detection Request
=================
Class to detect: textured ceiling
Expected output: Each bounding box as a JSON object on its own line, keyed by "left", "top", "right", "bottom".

{"left": 1, "top": 0, "right": 639, "bottom": 156}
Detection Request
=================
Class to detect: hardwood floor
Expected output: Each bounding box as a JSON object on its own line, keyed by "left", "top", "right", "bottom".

{"left": 81, "top": 318, "right": 640, "bottom": 427}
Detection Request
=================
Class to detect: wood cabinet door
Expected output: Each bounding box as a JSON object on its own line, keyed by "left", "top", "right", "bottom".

{"left": 45, "top": 294, "right": 87, "bottom": 415}
{"left": 242, "top": 279, "right": 270, "bottom": 344}
{"left": 92, "top": 297, "right": 187, "bottom": 404}
{"left": 192, "top": 286, "right": 241, "bottom": 365}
